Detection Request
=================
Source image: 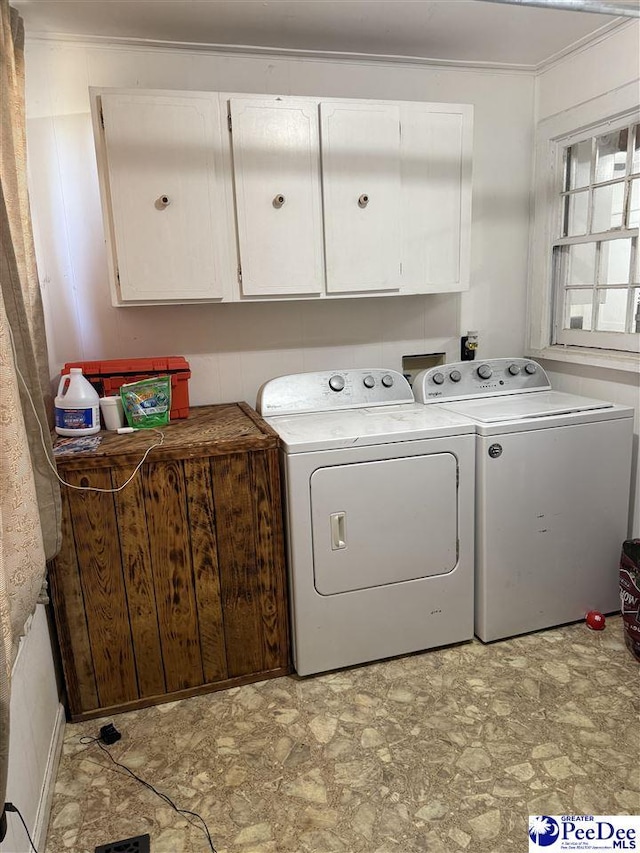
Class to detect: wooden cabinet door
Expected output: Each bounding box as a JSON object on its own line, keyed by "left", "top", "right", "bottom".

{"left": 320, "top": 101, "right": 402, "bottom": 293}
{"left": 99, "top": 91, "right": 225, "bottom": 302}
{"left": 229, "top": 98, "right": 324, "bottom": 296}
{"left": 399, "top": 103, "right": 473, "bottom": 293}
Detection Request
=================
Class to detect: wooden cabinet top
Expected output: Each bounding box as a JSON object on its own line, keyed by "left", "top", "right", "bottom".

{"left": 53, "top": 402, "right": 279, "bottom": 471}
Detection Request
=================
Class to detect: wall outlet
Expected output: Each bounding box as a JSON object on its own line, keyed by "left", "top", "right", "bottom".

{"left": 460, "top": 333, "right": 478, "bottom": 361}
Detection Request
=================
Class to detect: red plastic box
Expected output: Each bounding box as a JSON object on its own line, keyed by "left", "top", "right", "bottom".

{"left": 62, "top": 357, "right": 191, "bottom": 420}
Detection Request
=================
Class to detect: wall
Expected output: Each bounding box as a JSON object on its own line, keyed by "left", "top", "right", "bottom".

{"left": 535, "top": 20, "right": 640, "bottom": 537}
{"left": 1, "top": 606, "right": 64, "bottom": 853}
{"left": 23, "top": 39, "right": 534, "bottom": 408}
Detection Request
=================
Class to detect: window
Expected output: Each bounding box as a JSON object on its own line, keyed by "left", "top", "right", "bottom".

{"left": 552, "top": 121, "right": 639, "bottom": 353}
{"left": 527, "top": 81, "right": 640, "bottom": 372}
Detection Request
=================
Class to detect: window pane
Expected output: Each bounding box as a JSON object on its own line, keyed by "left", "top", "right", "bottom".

{"left": 629, "top": 177, "right": 640, "bottom": 228}
{"left": 564, "top": 190, "right": 589, "bottom": 236}
{"left": 565, "top": 140, "right": 591, "bottom": 190}
{"left": 595, "top": 288, "right": 628, "bottom": 332}
{"left": 600, "top": 239, "right": 631, "bottom": 284}
{"left": 633, "top": 289, "right": 640, "bottom": 333}
{"left": 632, "top": 125, "right": 640, "bottom": 175}
{"left": 595, "top": 129, "right": 628, "bottom": 183}
{"left": 592, "top": 182, "right": 625, "bottom": 232}
{"left": 564, "top": 289, "right": 593, "bottom": 330}
{"left": 567, "top": 242, "right": 596, "bottom": 285}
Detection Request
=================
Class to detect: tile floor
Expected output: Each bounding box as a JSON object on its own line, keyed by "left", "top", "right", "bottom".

{"left": 46, "top": 617, "right": 639, "bottom": 853}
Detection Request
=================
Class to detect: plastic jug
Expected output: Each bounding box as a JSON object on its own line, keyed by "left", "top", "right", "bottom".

{"left": 55, "top": 368, "right": 100, "bottom": 436}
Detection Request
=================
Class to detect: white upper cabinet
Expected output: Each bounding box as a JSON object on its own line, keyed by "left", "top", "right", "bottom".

{"left": 229, "top": 98, "right": 324, "bottom": 296}
{"left": 92, "top": 88, "right": 473, "bottom": 304}
{"left": 94, "top": 90, "right": 226, "bottom": 304}
{"left": 399, "top": 103, "right": 473, "bottom": 294}
{"left": 320, "top": 102, "right": 402, "bottom": 293}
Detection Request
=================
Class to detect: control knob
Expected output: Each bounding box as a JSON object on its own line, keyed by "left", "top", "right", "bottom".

{"left": 381, "top": 374, "right": 394, "bottom": 388}
{"left": 328, "top": 374, "right": 345, "bottom": 392}
{"left": 363, "top": 375, "right": 375, "bottom": 389}
{"left": 449, "top": 370, "right": 462, "bottom": 383}
{"left": 524, "top": 362, "right": 537, "bottom": 375}
{"left": 508, "top": 363, "right": 520, "bottom": 375}
{"left": 432, "top": 372, "right": 445, "bottom": 385}
{"left": 477, "top": 364, "right": 492, "bottom": 380}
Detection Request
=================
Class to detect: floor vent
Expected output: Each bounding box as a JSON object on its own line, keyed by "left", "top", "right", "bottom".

{"left": 95, "top": 834, "right": 151, "bottom": 853}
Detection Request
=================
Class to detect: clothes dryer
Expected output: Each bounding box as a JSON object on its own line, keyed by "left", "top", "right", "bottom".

{"left": 256, "top": 368, "right": 476, "bottom": 676}
{"left": 414, "top": 358, "right": 634, "bottom": 642}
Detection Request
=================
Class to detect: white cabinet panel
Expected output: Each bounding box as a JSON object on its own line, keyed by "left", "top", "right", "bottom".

{"left": 92, "top": 88, "right": 473, "bottom": 304}
{"left": 400, "top": 103, "right": 473, "bottom": 293}
{"left": 98, "top": 91, "right": 225, "bottom": 302}
{"left": 320, "top": 102, "right": 402, "bottom": 293}
{"left": 229, "top": 98, "right": 324, "bottom": 296}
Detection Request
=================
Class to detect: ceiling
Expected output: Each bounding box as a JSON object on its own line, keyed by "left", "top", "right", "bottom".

{"left": 12, "top": 0, "right": 639, "bottom": 68}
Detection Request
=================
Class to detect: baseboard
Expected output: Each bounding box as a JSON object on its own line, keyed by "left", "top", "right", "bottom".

{"left": 32, "top": 703, "right": 65, "bottom": 852}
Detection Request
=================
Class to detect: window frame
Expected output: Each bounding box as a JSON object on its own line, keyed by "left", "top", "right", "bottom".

{"left": 527, "top": 81, "right": 640, "bottom": 373}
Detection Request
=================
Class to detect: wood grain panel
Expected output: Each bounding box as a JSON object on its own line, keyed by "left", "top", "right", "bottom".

{"left": 68, "top": 665, "right": 290, "bottom": 722}
{"left": 66, "top": 468, "right": 138, "bottom": 707}
{"left": 51, "top": 404, "right": 291, "bottom": 718}
{"left": 251, "top": 448, "right": 290, "bottom": 670}
{"left": 185, "top": 458, "right": 228, "bottom": 683}
{"left": 114, "top": 475, "right": 166, "bottom": 697}
{"left": 48, "top": 488, "right": 99, "bottom": 715}
{"left": 54, "top": 404, "right": 279, "bottom": 471}
{"left": 144, "top": 460, "right": 204, "bottom": 691}
{"left": 213, "top": 453, "right": 264, "bottom": 677}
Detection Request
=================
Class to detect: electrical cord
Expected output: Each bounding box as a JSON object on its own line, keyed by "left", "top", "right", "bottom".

{"left": 3, "top": 803, "right": 39, "bottom": 853}
{"left": 5, "top": 319, "right": 165, "bottom": 493}
{"left": 78, "top": 735, "right": 217, "bottom": 852}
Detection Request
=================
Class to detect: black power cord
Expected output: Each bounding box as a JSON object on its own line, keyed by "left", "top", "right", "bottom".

{"left": 79, "top": 726, "right": 217, "bottom": 852}
{"left": 2, "top": 803, "right": 39, "bottom": 852}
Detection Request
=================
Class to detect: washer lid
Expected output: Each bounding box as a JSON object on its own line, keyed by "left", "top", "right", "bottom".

{"left": 265, "top": 402, "right": 476, "bottom": 452}
{"left": 443, "top": 390, "right": 613, "bottom": 423}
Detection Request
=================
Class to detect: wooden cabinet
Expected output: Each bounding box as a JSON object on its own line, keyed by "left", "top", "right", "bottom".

{"left": 91, "top": 87, "right": 473, "bottom": 304}
{"left": 48, "top": 404, "right": 290, "bottom": 721}
{"left": 95, "top": 91, "right": 228, "bottom": 304}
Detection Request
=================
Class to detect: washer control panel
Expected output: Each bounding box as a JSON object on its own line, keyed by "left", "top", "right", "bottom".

{"left": 256, "top": 369, "right": 413, "bottom": 415}
{"left": 413, "top": 358, "right": 550, "bottom": 403}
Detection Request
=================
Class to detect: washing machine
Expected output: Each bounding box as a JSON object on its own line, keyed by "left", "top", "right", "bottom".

{"left": 414, "top": 357, "right": 634, "bottom": 643}
{"left": 256, "top": 368, "right": 476, "bottom": 676}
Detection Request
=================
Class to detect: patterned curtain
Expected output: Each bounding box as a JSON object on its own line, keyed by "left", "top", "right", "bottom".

{"left": 0, "top": 0, "right": 62, "bottom": 813}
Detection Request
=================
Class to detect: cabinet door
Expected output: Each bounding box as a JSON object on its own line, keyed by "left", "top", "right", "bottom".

{"left": 320, "top": 101, "right": 401, "bottom": 293}
{"left": 99, "top": 92, "right": 224, "bottom": 302}
{"left": 229, "top": 98, "right": 324, "bottom": 296}
{"left": 399, "top": 103, "right": 473, "bottom": 293}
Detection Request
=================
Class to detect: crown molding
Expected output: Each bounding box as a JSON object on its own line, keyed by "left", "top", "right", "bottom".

{"left": 23, "top": 16, "right": 631, "bottom": 76}
{"left": 534, "top": 17, "right": 634, "bottom": 72}
{"left": 22, "top": 31, "right": 536, "bottom": 74}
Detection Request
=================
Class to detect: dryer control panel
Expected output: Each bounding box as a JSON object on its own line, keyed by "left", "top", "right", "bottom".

{"left": 257, "top": 369, "right": 414, "bottom": 415}
{"left": 414, "top": 358, "right": 551, "bottom": 404}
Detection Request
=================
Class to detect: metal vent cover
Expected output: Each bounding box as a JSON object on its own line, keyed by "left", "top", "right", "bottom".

{"left": 95, "top": 833, "right": 151, "bottom": 853}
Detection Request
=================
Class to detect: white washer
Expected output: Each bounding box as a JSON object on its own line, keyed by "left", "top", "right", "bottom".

{"left": 256, "top": 368, "right": 476, "bottom": 676}
{"left": 414, "top": 357, "right": 634, "bottom": 643}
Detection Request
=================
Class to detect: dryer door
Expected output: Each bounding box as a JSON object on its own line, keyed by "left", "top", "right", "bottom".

{"left": 310, "top": 453, "right": 458, "bottom": 595}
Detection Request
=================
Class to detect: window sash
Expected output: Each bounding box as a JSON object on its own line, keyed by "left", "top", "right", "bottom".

{"left": 552, "top": 118, "right": 640, "bottom": 355}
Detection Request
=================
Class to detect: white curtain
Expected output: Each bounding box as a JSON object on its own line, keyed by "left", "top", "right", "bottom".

{"left": 0, "top": 0, "right": 62, "bottom": 812}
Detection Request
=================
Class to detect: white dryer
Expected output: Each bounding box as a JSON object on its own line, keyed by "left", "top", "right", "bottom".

{"left": 414, "top": 357, "right": 634, "bottom": 643}
{"left": 256, "top": 368, "right": 476, "bottom": 676}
